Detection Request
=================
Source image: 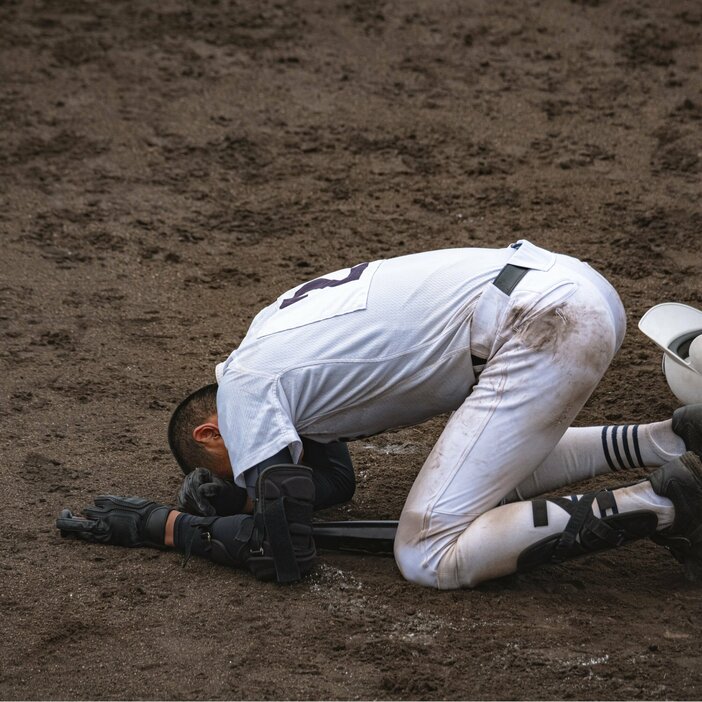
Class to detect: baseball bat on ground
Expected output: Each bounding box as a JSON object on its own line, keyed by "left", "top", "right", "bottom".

{"left": 311, "top": 520, "right": 398, "bottom": 554}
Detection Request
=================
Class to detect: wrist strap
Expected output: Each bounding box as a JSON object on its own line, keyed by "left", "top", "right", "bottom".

{"left": 143, "top": 506, "right": 172, "bottom": 547}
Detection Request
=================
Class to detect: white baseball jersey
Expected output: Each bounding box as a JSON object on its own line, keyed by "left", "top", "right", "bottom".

{"left": 215, "top": 243, "right": 555, "bottom": 486}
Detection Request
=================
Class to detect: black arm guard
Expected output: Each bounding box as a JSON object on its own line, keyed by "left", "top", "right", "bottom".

{"left": 248, "top": 464, "right": 316, "bottom": 582}
{"left": 177, "top": 465, "right": 316, "bottom": 584}
{"left": 242, "top": 441, "right": 354, "bottom": 512}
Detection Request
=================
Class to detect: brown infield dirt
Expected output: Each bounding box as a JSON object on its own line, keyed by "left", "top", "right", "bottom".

{"left": 1, "top": 0, "right": 702, "bottom": 699}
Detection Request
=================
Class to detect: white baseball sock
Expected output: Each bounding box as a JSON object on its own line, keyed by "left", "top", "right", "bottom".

{"left": 641, "top": 419, "right": 687, "bottom": 463}
{"left": 503, "top": 420, "right": 687, "bottom": 501}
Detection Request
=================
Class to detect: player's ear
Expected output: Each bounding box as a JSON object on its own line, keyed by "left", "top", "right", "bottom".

{"left": 192, "top": 422, "right": 221, "bottom": 446}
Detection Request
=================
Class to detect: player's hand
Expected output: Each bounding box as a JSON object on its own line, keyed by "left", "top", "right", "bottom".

{"left": 177, "top": 467, "right": 247, "bottom": 517}
{"left": 56, "top": 496, "right": 171, "bottom": 548}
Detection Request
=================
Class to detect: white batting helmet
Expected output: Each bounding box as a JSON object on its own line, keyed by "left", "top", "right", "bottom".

{"left": 639, "top": 303, "right": 702, "bottom": 405}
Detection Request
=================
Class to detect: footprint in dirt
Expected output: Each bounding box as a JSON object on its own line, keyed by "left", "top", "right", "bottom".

{"left": 21, "top": 452, "right": 79, "bottom": 494}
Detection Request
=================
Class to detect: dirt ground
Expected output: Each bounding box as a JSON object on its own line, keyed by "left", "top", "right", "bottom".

{"left": 1, "top": 0, "right": 702, "bottom": 699}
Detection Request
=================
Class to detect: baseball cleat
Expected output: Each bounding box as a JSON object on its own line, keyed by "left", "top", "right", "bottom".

{"left": 649, "top": 451, "right": 702, "bottom": 581}
{"left": 672, "top": 403, "right": 702, "bottom": 458}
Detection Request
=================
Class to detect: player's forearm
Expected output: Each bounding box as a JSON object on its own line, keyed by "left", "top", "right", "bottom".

{"left": 170, "top": 510, "right": 262, "bottom": 569}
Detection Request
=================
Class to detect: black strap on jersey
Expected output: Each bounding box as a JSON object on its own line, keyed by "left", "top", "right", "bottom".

{"left": 471, "top": 256, "right": 531, "bottom": 368}
{"left": 493, "top": 264, "right": 530, "bottom": 296}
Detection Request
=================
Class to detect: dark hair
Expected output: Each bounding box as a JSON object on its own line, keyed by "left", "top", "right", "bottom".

{"left": 168, "top": 383, "right": 219, "bottom": 474}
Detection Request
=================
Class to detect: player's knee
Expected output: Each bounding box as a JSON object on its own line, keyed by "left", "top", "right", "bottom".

{"left": 393, "top": 512, "right": 440, "bottom": 588}
{"left": 394, "top": 540, "right": 438, "bottom": 588}
{"left": 395, "top": 509, "right": 492, "bottom": 589}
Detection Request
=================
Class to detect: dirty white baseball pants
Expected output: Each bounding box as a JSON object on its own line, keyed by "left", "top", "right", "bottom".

{"left": 394, "top": 248, "right": 628, "bottom": 588}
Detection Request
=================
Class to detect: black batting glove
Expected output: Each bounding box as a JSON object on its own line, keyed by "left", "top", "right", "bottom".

{"left": 177, "top": 467, "right": 247, "bottom": 517}
{"left": 56, "top": 496, "right": 171, "bottom": 548}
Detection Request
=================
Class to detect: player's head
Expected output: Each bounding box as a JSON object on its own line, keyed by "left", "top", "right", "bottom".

{"left": 168, "top": 383, "right": 231, "bottom": 477}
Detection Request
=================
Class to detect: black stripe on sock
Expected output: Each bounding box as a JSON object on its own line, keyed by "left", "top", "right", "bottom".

{"left": 612, "top": 425, "right": 627, "bottom": 470}
{"left": 621, "top": 425, "right": 636, "bottom": 469}
{"left": 632, "top": 424, "right": 645, "bottom": 467}
{"left": 602, "top": 426, "right": 617, "bottom": 471}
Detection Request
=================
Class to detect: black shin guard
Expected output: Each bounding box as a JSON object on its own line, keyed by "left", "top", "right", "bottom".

{"left": 517, "top": 489, "right": 659, "bottom": 572}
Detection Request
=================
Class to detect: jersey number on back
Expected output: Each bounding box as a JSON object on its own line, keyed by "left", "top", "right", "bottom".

{"left": 280, "top": 262, "right": 370, "bottom": 309}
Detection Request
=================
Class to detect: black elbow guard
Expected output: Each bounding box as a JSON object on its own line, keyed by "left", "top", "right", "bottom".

{"left": 247, "top": 464, "right": 316, "bottom": 583}
{"left": 178, "top": 465, "right": 316, "bottom": 584}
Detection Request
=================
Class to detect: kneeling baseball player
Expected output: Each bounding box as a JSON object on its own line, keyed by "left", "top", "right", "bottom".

{"left": 57, "top": 240, "right": 702, "bottom": 588}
